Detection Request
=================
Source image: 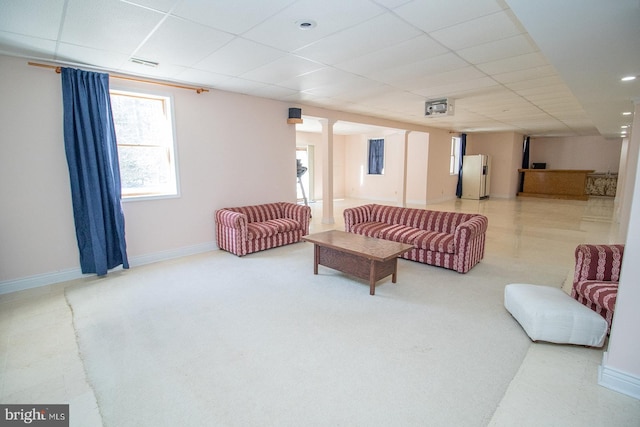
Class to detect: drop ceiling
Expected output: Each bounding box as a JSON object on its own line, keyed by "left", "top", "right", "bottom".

{"left": 0, "top": 0, "right": 638, "bottom": 138}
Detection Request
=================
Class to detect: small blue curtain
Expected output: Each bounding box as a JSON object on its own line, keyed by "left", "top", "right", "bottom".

{"left": 368, "top": 138, "right": 384, "bottom": 174}
{"left": 455, "top": 133, "right": 467, "bottom": 198}
{"left": 519, "top": 135, "right": 530, "bottom": 193}
{"left": 61, "top": 67, "right": 129, "bottom": 276}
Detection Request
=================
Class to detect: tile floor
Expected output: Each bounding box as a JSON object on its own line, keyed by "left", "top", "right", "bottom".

{"left": 1, "top": 196, "right": 639, "bottom": 426}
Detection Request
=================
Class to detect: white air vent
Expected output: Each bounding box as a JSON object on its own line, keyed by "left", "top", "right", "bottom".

{"left": 425, "top": 98, "right": 454, "bottom": 117}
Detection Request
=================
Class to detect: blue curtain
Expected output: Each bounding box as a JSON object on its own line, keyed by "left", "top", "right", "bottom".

{"left": 368, "top": 138, "right": 384, "bottom": 174}
{"left": 61, "top": 68, "right": 129, "bottom": 276}
{"left": 455, "top": 133, "right": 467, "bottom": 198}
{"left": 519, "top": 135, "right": 530, "bottom": 193}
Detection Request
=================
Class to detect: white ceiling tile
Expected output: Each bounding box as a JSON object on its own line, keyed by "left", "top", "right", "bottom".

{"left": 194, "top": 38, "right": 286, "bottom": 76}
{"left": 135, "top": 16, "right": 234, "bottom": 67}
{"left": 240, "top": 55, "right": 324, "bottom": 84}
{"left": 242, "top": 0, "right": 385, "bottom": 52}
{"left": 457, "top": 34, "right": 538, "bottom": 65}
{"left": 121, "top": 0, "right": 180, "bottom": 13}
{"left": 370, "top": 53, "right": 469, "bottom": 86}
{"left": 304, "top": 77, "right": 388, "bottom": 99}
{"left": 172, "top": 0, "right": 295, "bottom": 35}
{"left": 61, "top": 0, "right": 164, "bottom": 54}
{"left": 476, "top": 52, "right": 548, "bottom": 76}
{"left": 393, "top": 0, "right": 505, "bottom": 33}
{"left": 294, "top": 13, "right": 422, "bottom": 65}
{"left": 504, "top": 75, "right": 563, "bottom": 91}
{"left": 215, "top": 77, "right": 269, "bottom": 94}
{"left": 403, "top": 66, "right": 488, "bottom": 92}
{"left": 0, "top": 0, "right": 65, "bottom": 39}
{"left": 173, "top": 68, "right": 232, "bottom": 87}
{"left": 335, "top": 35, "right": 448, "bottom": 75}
{"left": 0, "top": 33, "right": 57, "bottom": 59}
{"left": 414, "top": 77, "right": 500, "bottom": 99}
{"left": 117, "top": 60, "right": 187, "bottom": 79}
{"left": 430, "top": 10, "right": 524, "bottom": 51}
{"left": 56, "top": 43, "right": 129, "bottom": 70}
{"left": 491, "top": 65, "right": 557, "bottom": 84}
{"left": 280, "top": 67, "right": 362, "bottom": 92}
{"left": 252, "top": 84, "right": 299, "bottom": 100}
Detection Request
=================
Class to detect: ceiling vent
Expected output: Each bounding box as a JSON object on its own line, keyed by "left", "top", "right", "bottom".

{"left": 425, "top": 98, "right": 454, "bottom": 117}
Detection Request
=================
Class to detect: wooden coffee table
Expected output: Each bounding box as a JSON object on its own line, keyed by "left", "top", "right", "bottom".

{"left": 302, "top": 230, "right": 414, "bottom": 295}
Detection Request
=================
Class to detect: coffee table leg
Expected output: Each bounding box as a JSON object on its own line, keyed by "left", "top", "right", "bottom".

{"left": 313, "top": 244, "right": 319, "bottom": 275}
{"left": 369, "top": 260, "right": 376, "bottom": 295}
{"left": 392, "top": 258, "right": 398, "bottom": 283}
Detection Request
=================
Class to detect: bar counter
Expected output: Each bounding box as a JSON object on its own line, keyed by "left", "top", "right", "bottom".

{"left": 517, "top": 169, "right": 594, "bottom": 200}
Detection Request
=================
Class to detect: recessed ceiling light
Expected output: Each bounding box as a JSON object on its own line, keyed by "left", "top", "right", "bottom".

{"left": 622, "top": 112, "right": 632, "bottom": 115}
{"left": 296, "top": 20, "right": 317, "bottom": 30}
{"left": 621, "top": 75, "right": 637, "bottom": 82}
{"left": 621, "top": 125, "right": 629, "bottom": 128}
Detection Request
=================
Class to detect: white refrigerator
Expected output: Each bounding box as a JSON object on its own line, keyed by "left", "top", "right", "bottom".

{"left": 461, "top": 154, "right": 490, "bottom": 200}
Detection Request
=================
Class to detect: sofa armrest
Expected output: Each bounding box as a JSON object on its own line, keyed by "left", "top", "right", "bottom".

{"left": 281, "top": 202, "right": 311, "bottom": 234}
{"left": 215, "top": 209, "right": 247, "bottom": 230}
{"left": 454, "top": 215, "right": 488, "bottom": 246}
{"left": 215, "top": 209, "right": 249, "bottom": 256}
{"left": 452, "top": 215, "right": 488, "bottom": 273}
{"left": 343, "top": 205, "right": 374, "bottom": 232}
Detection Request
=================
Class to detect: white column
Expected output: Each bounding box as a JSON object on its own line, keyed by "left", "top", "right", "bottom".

{"left": 599, "top": 98, "right": 640, "bottom": 399}
{"left": 401, "top": 131, "right": 410, "bottom": 207}
{"left": 321, "top": 119, "right": 336, "bottom": 224}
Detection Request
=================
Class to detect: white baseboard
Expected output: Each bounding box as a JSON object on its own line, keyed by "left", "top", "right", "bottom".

{"left": 599, "top": 352, "right": 640, "bottom": 400}
{"left": 0, "top": 242, "right": 217, "bottom": 295}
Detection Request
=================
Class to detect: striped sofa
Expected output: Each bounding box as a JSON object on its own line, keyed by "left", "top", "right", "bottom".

{"left": 343, "top": 204, "right": 488, "bottom": 273}
{"left": 571, "top": 244, "right": 624, "bottom": 332}
{"left": 215, "top": 202, "right": 311, "bottom": 256}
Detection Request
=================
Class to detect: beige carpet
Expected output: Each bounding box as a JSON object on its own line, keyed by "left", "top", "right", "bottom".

{"left": 65, "top": 242, "right": 564, "bottom": 427}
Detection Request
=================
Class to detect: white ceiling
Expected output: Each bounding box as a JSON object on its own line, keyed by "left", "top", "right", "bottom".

{"left": 0, "top": 0, "right": 638, "bottom": 137}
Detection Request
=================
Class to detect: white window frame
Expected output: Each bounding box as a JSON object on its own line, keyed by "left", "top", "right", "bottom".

{"left": 110, "top": 88, "right": 180, "bottom": 201}
{"left": 450, "top": 136, "right": 461, "bottom": 175}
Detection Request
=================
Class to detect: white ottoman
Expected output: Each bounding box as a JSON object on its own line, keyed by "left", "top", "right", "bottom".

{"left": 504, "top": 283, "right": 607, "bottom": 347}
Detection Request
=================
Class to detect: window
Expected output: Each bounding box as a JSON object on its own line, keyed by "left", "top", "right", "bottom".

{"left": 110, "top": 90, "right": 178, "bottom": 199}
{"left": 368, "top": 138, "right": 384, "bottom": 175}
{"left": 450, "top": 137, "right": 461, "bottom": 175}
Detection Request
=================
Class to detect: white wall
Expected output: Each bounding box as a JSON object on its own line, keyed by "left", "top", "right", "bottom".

{"left": 531, "top": 135, "right": 622, "bottom": 173}
{"left": 0, "top": 55, "right": 296, "bottom": 287}
{"left": 296, "top": 131, "right": 346, "bottom": 200}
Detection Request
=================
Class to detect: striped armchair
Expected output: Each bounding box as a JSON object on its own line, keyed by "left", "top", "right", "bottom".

{"left": 571, "top": 244, "right": 624, "bottom": 331}
{"left": 215, "top": 202, "right": 311, "bottom": 256}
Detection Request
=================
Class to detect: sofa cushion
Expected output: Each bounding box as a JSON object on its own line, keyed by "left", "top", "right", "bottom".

{"left": 264, "top": 218, "right": 301, "bottom": 233}
{"left": 246, "top": 222, "right": 279, "bottom": 239}
{"left": 351, "top": 221, "right": 390, "bottom": 238}
{"left": 413, "top": 231, "right": 455, "bottom": 253}
{"left": 376, "top": 224, "right": 426, "bottom": 245}
{"left": 574, "top": 281, "right": 618, "bottom": 312}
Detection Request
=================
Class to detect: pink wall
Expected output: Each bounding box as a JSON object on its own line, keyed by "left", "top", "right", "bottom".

{"left": 466, "top": 132, "right": 524, "bottom": 198}
{"left": 531, "top": 135, "right": 622, "bottom": 173}
{"left": 0, "top": 55, "right": 296, "bottom": 283}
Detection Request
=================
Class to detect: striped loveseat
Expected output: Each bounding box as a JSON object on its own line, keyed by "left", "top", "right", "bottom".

{"left": 343, "top": 204, "right": 488, "bottom": 273}
{"left": 215, "top": 202, "right": 311, "bottom": 256}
